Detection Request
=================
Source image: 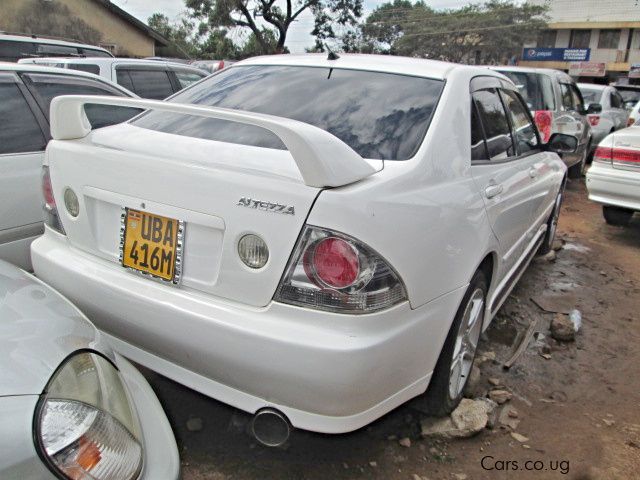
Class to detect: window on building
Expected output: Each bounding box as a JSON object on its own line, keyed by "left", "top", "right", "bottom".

{"left": 537, "top": 30, "right": 557, "bottom": 48}
{"left": 569, "top": 30, "right": 591, "bottom": 49}
{"left": 598, "top": 29, "right": 621, "bottom": 49}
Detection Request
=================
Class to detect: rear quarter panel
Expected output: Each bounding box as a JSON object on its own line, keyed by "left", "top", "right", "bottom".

{"left": 308, "top": 68, "right": 499, "bottom": 311}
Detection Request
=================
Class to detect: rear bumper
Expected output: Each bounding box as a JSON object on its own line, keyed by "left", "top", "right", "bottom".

{"left": 586, "top": 163, "right": 640, "bottom": 211}
{"left": 32, "top": 230, "right": 465, "bottom": 434}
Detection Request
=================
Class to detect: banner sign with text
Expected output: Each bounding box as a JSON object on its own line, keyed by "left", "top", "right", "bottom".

{"left": 522, "top": 48, "right": 591, "bottom": 62}
{"left": 568, "top": 62, "right": 606, "bottom": 77}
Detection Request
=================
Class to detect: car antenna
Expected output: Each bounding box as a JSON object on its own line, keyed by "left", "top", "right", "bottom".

{"left": 325, "top": 44, "right": 340, "bottom": 61}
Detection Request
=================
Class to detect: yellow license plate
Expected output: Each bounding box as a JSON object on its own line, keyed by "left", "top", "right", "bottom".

{"left": 121, "top": 209, "right": 183, "bottom": 283}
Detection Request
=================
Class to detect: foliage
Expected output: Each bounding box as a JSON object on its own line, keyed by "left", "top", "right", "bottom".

{"left": 12, "top": 0, "right": 102, "bottom": 45}
{"left": 148, "top": 13, "right": 201, "bottom": 57}
{"left": 185, "top": 0, "right": 362, "bottom": 55}
{"left": 348, "top": 0, "right": 548, "bottom": 64}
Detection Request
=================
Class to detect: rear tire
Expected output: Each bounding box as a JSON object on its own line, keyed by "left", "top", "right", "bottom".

{"left": 603, "top": 205, "right": 634, "bottom": 226}
{"left": 538, "top": 184, "right": 564, "bottom": 255}
{"left": 421, "top": 270, "right": 487, "bottom": 416}
{"left": 568, "top": 152, "right": 585, "bottom": 179}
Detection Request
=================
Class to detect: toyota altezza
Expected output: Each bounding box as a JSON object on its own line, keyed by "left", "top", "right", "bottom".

{"left": 32, "top": 54, "right": 575, "bottom": 444}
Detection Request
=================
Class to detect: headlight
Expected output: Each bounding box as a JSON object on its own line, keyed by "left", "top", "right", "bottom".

{"left": 35, "top": 352, "right": 143, "bottom": 480}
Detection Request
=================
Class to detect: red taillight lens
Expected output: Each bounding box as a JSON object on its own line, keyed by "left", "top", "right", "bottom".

{"left": 588, "top": 115, "right": 600, "bottom": 127}
{"left": 534, "top": 110, "right": 553, "bottom": 143}
{"left": 593, "top": 146, "right": 612, "bottom": 163}
{"left": 218, "top": 60, "right": 224, "bottom": 70}
{"left": 42, "top": 167, "right": 56, "bottom": 209}
{"left": 627, "top": 117, "right": 635, "bottom": 127}
{"left": 310, "top": 237, "right": 360, "bottom": 288}
{"left": 41, "top": 166, "right": 65, "bottom": 234}
{"left": 611, "top": 148, "right": 640, "bottom": 164}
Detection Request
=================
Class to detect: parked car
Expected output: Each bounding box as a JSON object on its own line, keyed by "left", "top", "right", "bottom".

{"left": 0, "top": 64, "right": 138, "bottom": 270}
{"left": 0, "top": 33, "right": 113, "bottom": 62}
{"left": 19, "top": 57, "right": 207, "bottom": 99}
{"left": 0, "top": 259, "right": 179, "bottom": 479}
{"left": 190, "top": 59, "right": 234, "bottom": 73}
{"left": 613, "top": 84, "right": 640, "bottom": 111}
{"left": 492, "top": 66, "right": 593, "bottom": 178}
{"left": 32, "top": 54, "right": 575, "bottom": 443}
{"left": 626, "top": 99, "right": 640, "bottom": 126}
{"left": 577, "top": 83, "right": 628, "bottom": 150}
{"left": 586, "top": 127, "right": 640, "bottom": 226}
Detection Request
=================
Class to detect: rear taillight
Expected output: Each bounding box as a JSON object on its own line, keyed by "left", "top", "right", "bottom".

{"left": 275, "top": 226, "right": 407, "bottom": 314}
{"left": 533, "top": 110, "right": 553, "bottom": 143}
{"left": 628, "top": 117, "right": 635, "bottom": 127}
{"left": 593, "top": 146, "right": 640, "bottom": 165}
{"left": 218, "top": 60, "right": 225, "bottom": 70}
{"left": 41, "top": 166, "right": 65, "bottom": 234}
{"left": 588, "top": 115, "right": 600, "bottom": 127}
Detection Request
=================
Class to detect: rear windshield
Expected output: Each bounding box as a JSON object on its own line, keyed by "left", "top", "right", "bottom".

{"left": 496, "top": 71, "right": 555, "bottom": 111}
{"left": 132, "top": 65, "right": 444, "bottom": 160}
{"left": 579, "top": 87, "right": 603, "bottom": 104}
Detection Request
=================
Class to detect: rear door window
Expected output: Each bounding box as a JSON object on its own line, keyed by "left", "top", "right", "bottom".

{"left": 0, "top": 40, "right": 36, "bottom": 62}
{"left": 68, "top": 64, "right": 101, "bottom": 75}
{"left": 117, "top": 68, "right": 174, "bottom": 99}
{"left": 560, "top": 84, "right": 574, "bottom": 110}
{"left": 472, "top": 89, "right": 515, "bottom": 160}
{"left": 23, "top": 73, "right": 139, "bottom": 129}
{"left": 0, "top": 78, "right": 46, "bottom": 154}
{"left": 610, "top": 90, "right": 623, "bottom": 109}
{"left": 174, "top": 69, "right": 207, "bottom": 89}
{"left": 36, "top": 43, "right": 80, "bottom": 57}
{"left": 569, "top": 85, "right": 585, "bottom": 112}
{"left": 500, "top": 89, "right": 539, "bottom": 155}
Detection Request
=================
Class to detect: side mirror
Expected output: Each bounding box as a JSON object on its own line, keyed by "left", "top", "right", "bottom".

{"left": 587, "top": 103, "right": 602, "bottom": 114}
{"left": 546, "top": 133, "right": 578, "bottom": 154}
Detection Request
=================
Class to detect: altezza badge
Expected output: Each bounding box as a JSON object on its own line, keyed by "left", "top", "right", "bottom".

{"left": 237, "top": 197, "right": 295, "bottom": 216}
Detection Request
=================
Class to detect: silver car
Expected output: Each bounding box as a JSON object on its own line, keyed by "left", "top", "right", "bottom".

{"left": 493, "top": 66, "right": 593, "bottom": 178}
{"left": 578, "top": 83, "right": 629, "bottom": 148}
{"left": 0, "top": 260, "right": 179, "bottom": 479}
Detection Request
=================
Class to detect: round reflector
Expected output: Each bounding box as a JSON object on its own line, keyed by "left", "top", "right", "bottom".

{"left": 313, "top": 237, "right": 359, "bottom": 288}
{"left": 64, "top": 188, "right": 79, "bottom": 217}
{"left": 238, "top": 234, "right": 269, "bottom": 268}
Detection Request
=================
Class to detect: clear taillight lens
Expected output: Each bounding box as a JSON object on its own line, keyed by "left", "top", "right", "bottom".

{"left": 274, "top": 226, "right": 407, "bottom": 314}
{"left": 42, "top": 166, "right": 65, "bottom": 234}
{"left": 534, "top": 110, "right": 553, "bottom": 143}
{"left": 36, "top": 352, "right": 143, "bottom": 480}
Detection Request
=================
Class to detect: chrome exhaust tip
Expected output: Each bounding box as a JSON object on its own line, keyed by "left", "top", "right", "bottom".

{"left": 250, "top": 408, "right": 291, "bottom": 447}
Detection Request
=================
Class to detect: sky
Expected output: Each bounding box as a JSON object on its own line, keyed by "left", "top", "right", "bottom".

{"left": 112, "top": 0, "right": 472, "bottom": 53}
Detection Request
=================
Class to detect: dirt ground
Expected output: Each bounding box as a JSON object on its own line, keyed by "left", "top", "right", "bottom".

{"left": 143, "top": 179, "right": 640, "bottom": 480}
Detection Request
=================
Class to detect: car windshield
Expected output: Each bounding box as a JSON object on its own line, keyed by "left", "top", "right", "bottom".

{"left": 132, "top": 65, "right": 444, "bottom": 160}
{"left": 579, "top": 87, "right": 603, "bottom": 104}
{"left": 496, "top": 71, "right": 555, "bottom": 111}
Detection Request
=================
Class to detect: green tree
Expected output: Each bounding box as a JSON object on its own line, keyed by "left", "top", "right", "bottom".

{"left": 352, "top": 0, "right": 548, "bottom": 64}
{"left": 13, "top": 0, "right": 102, "bottom": 45}
{"left": 185, "top": 0, "right": 363, "bottom": 55}
{"left": 148, "top": 13, "right": 199, "bottom": 57}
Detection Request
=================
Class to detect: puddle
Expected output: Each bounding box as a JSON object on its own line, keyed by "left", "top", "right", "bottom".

{"left": 563, "top": 243, "right": 591, "bottom": 253}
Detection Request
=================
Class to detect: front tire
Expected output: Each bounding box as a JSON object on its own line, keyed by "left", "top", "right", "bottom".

{"left": 421, "top": 270, "right": 487, "bottom": 416}
{"left": 603, "top": 205, "right": 634, "bottom": 226}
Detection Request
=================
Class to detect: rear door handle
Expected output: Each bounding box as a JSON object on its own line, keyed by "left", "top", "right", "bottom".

{"left": 485, "top": 184, "right": 504, "bottom": 199}
{"left": 529, "top": 167, "right": 538, "bottom": 179}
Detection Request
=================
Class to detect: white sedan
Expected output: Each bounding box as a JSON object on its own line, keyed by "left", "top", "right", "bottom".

{"left": 0, "top": 260, "right": 179, "bottom": 479}
{"left": 32, "top": 54, "right": 575, "bottom": 442}
{"left": 587, "top": 126, "right": 640, "bottom": 225}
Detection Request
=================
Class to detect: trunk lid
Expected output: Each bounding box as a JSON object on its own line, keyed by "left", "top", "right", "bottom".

{"left": 47, "top": 121, "right": 381, "bottom": 307}
{"left": 609, "top": 127, "right": 640, "bottom": 171}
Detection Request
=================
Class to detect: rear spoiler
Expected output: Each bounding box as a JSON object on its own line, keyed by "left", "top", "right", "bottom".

{"left": 49, "top": 95, "right": 377, "bottom": 188}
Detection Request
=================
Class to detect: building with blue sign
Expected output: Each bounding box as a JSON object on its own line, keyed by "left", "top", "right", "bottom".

{"left": 520, "top": 0, "right": 640, "bottom": 83}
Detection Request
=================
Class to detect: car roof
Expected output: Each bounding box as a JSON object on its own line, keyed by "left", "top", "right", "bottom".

{"left": 578, "top": 83, "right": 607, "bottom": 91}
{"left": 0, "top": 63, "right": 136, "bottom": 96}
{"left": 235, "top": 53, "right": 499, "bottom": 81}
{"left": 19, "top": 56, "right": 205, "bottom": 71}
{"left": 0, "top": 33, "right": 112, "bottom": 53}
{"left": 490, "top": 65, "right": 573, "bottom": 82}
{"left": 614, "top": 84, "right": 640, "bottom": 91}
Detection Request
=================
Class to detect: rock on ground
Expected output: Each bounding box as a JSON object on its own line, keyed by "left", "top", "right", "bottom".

{"left": 551, "top": 313, "right": 576, "bottom": 342}
{"left": 421, "top": 398, "right": 497, "bottom": 439}
{"left": 488, "top": 389, "right": 513, "bottom": 404}
{"left": 498, "top": 405, "right": 521, "bottom": 430}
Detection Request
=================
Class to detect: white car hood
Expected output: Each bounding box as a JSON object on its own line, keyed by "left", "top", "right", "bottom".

{"left": 0, "top": 261, "right": 106, "bottom": 396}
